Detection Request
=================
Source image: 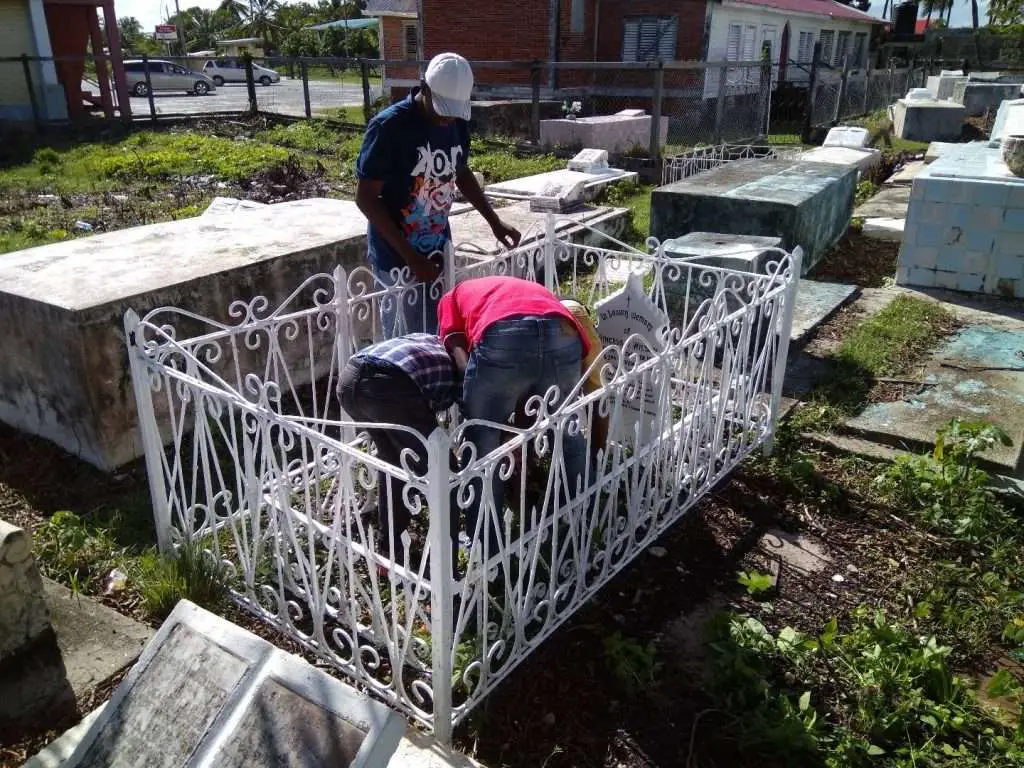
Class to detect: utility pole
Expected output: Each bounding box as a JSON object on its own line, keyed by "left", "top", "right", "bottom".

{"left": 174, "top": 0, "right": 185, "bottom": 56}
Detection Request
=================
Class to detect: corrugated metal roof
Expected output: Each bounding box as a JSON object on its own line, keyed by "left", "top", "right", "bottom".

{"left": 728, "top": 0, "right": 885, "bottom": 24}
{"left": 363, "top": 0, "right": 417, "bottom": 15}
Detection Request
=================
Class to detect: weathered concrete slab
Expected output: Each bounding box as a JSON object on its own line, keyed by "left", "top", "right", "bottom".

{"left": 892, "top": 99, "right": 967, "bottom": 142}
{"left": 540, "top": 113, "right": 668, "bottom": 153}
{"left": 201, "top": 196, "right": 267, "bottom": 218}
{"left": 59, "top": 600, "right": 405, "bottom": 768}
{"left": 844, "top": 324, "right": 1024, "bottom": 472}
{"left": 854, "top": 184, "right": 911, "bottom": 219}
{"left": 824, "top": 126, "right": 871, "bottom": 148}
{"left": 758, "top": 529, "right": 832, "bottom": 574}
{"left": 861, "top": 218, "right": 905, "bottom": 243}
{"left": 486, "top": 167, "right": 637, "bottom": 203}
{"left": 790, "top": 279, "right": 858, "bottom": 344}
{"left": 0, "top": 198, "right": 368, "bottom": 470}
{"left": 885, "top": 160, "right": 926, "bottom": 186}
{"left": 990, "top": 98, "right": 1024, "bottom": 147}
{"left": 926, "top": 142, "right": 957, "bottom": 164}
{"left": 0, "top": 520, "right": 50, "bottom": 661}
{"left": 1, "top": 578, "right": 152, "bottom": 731}
{"left": 650, "top": 159, "right": 857, "bottom": 274}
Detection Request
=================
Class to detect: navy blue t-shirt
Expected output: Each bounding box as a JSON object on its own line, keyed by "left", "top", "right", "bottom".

{"left": 355, "top": 88, "right": 471, "bottom": 272}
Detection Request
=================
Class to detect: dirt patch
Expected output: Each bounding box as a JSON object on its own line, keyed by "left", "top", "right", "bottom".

{"left": 810, "top": 229, "right": 899, "bottom": 289}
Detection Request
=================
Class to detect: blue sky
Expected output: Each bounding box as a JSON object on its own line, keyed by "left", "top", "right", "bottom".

{"left": 115, "top": 0, "right": 987, "bottom": 44}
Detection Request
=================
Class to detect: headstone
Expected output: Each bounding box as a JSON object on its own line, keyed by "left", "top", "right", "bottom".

{"left": 650, "top": 159, "right": 857, "bottom": 273}
{"left": 201, "top": 197, "right": 267, "bottom": 218}
{"left": 568, "top": 148, "right": 610, "bottom": 174}
{"left": 891, "top": 98, "right": 967, "bottom": 142}
{"left": 823, "top": 126, "right": 871, "bottom": 148}
{"left": 906, "top": 87, "right": 934, "bottom": 102}
{"left": 595, "top": 272, "right": 670, "bottom": 447}
{"left": 0, "top": 521, "right": 50, "bottom": 662}
{"left": 615, "top": 108, "right": 646, "bottom": 117}
{"left": 529, "top": 178, "right": 587, "bottom": 213}
{"left": 58, "top": 601, "right": 406, "bottom": 768}
{"left": 486, "top": 168, "right": 637, "bottom": 203}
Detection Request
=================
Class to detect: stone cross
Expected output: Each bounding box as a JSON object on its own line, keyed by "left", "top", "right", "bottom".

{"left": 594, "top": 272, "right": 670, "bottom": 447}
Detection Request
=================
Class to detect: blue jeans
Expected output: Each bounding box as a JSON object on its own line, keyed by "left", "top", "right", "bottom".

{"left": 373, "top": 263, "right": 441, "bottom": 338}
{"left": 461, "top": 316, "right": 587, "bottom": 550}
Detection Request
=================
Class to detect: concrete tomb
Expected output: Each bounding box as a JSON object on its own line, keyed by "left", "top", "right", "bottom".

{"left": 201, "top": 197, "right": 267, "bottom": 218}
{"left": 798, "top": 146, "right": 882, "bottom": 177}
{"left": 989, "top": 98, "right": 1024, "bottom": 147}
{"left": 0, "top": 198, "right": 368, "bottom": 470}
{"left": 528, "top": 178, "right": 587, "bottom": 213}
{"left": 952, "top": 81, "right": 1023, "bottom": 117}
{"left": 52, "top": 600, "right": 405, "bottom": 768}
{"left": 650, "top": 158, "right": 857, "bottom": 273}
{"left": 485, "top": 167, "right": 637, "bottom": 203}
{"left": 891, "top": 98, "right": 967, "bottom": 142}
{"left": 594, "top": 272, "right": 670, "bottom": 448}
{"left": 925, "top": 141, "right": 958, "bottom": 164}
{"left": 926, "top": 72, "right": 967, "bottom": 100}
{"left": 898, "top": 141, "right": 1024, "bottom": 298}
{"left": 823, "top": 126, "right": 871, "bottom": 149}
{"left": 661, "top": 232, "right": 782, "bottom": 317}
{"left": 539, "top": 112, "right": 669, "bottom": 154}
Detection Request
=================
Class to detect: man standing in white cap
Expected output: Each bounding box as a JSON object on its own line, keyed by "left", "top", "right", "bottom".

{"left": 355, "top": 52, "right": 522, "bottom": 338}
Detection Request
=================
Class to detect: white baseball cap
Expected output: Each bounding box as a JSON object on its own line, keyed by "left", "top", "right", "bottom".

{"left": 425, "top": 53, "right": 473, "bottom": 121}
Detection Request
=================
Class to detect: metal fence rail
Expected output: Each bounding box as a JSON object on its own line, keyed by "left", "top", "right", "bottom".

{"left": 124, "top": 219, "right": 800, "bottom": 740}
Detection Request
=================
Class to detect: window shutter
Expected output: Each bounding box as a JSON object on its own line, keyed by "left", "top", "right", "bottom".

{"left": 726, "top": 24, "right": 741, "bottom": 61}
{"left": 404, "top": 24, "right": 417, "bottom": 59}
{"left": 819, "top": 29, "right": 834, "bottom": 64}
{"left": 853, "top": 33, "right": 866, "bottom": 67}
{"left": 742, "top": 24, "right": 757, "bottom": 61}
{"left": 638, "top": 19, "right": 659, "bottom": 61}
{"left": 657, "top": 17, "right": 678, "bottom": 61}
{"left": 798, "top": 32, "right": 814, "bottom": 63}
{"left": 836, "top": 31, "right": 851, "bottom": 65}
{"left": 623, "top": 19, "right": 640, "bottom": 61}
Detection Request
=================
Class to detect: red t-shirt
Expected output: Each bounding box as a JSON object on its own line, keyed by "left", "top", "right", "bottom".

{"left": 438, "top": 276, "right": 593, "bottom": 357}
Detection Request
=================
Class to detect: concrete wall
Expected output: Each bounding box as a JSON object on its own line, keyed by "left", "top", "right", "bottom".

{"left": 0, "top": 0, "right": 68, "bottom": 122}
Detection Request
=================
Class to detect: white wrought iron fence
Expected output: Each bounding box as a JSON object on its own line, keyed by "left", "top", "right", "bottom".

{"left": 124, "top": 220, "right": 801, "bottom": 741}
{"left": 661, "top": 142, "right": 805, "bottom": 186}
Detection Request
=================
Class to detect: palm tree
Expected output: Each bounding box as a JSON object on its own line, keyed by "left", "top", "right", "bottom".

{"left": 971, "top": 0, "right": 980, "bottom": 28}
{"left": 188, "top": 8, "right": 226, "bottom": 51}
{"left": 245, "top": 0, "right": 281, "bottom": 45}
{"left": 218, "top": 0, "right": 248, "bottom": 24}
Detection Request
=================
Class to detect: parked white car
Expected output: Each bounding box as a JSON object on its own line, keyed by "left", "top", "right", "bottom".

{"left": 124, "top": 60, "right": 217, "bottom": 96}
{"left": 202, "top": 58, "right": 281, "bottom": 87}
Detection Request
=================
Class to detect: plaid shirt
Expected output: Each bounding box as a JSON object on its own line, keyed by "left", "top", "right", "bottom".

{"left": 352, "top": 333, "right": 458, "bottom": 412}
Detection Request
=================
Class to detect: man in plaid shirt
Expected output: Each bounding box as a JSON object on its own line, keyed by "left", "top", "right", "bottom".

{"left": 339, "top": 333, "right": 459, "bottom": 562}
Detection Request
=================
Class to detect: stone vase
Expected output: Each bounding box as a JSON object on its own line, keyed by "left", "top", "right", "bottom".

{"left": 1002, "top": 134, "right": 1024, "bottom": 176}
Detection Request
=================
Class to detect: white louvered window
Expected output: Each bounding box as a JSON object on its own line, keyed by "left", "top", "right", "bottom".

{"left": 726, "top": 23, "right": 742, "bottom": 61}
{"left": 853, "top": 32, "right": 867, "bottom": 67}
{"left": 835, "top": 30, "right": 851, "bottom": 65}
{"left": 402, "top": 22, "right": 418, "bottom": 60}
{"left": 819, "top": 29, "right": 835, "bottom": 65}
{"left": 622, "top": 16, "right": 678, "bottom": 62}
{"left": 797, "top": 31, "right": 814, "bottom": 63}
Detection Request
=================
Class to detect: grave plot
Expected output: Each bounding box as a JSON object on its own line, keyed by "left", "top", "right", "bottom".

{"left": 123, "top": 219, "right": 800, "bottom": 739}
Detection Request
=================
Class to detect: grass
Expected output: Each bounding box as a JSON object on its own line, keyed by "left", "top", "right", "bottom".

{"left": 597, "top": 180, "right": 654, "bottom": 248}
{"left": 849, "top": 109, "right": 930, "bottom": 155}
{"left": 792, "top": 295, "right": 957, "bottom": 431}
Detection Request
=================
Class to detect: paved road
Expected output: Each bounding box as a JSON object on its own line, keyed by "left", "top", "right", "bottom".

{"left": 122, "top": 79, "right": 381, "bottom": 119}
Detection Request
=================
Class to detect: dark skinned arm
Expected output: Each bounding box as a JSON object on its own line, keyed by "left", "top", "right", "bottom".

{"left": 355, "top": 177, "right": 441, "bottom": 282}
{"left": 455, "top": 166, "right": 522, "bottom": 250}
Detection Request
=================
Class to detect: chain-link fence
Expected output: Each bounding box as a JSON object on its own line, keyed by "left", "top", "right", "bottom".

{"left": 4, "top": 50, "right": 936, "bottom": 158}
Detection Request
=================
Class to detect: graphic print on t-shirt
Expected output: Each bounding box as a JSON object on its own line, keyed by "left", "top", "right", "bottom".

{"left": 400, "top": 141, "right": 463, "bottom": 256}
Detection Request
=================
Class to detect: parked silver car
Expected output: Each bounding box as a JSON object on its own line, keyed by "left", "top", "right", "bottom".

{"left": 202, "top": 58, "right": 281, "bottom": 87}
{"left": 124, "top": 60, "right": 217, "bottom": 96}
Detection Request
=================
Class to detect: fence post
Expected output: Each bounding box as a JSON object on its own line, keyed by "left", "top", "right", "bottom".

{"left": 713, "top": 62, "right": 729, "bottom": 143}
{"left": 361, "top": 60, "right": 372, "bottom": 123}
{"left": 649, "top": 62, "right": 665, "bottom": 160}
{"left": 863, "top": 59, "right": 871, "bottom": 115}
{"left": 244, "top": 53, "right": 258, "bottom": 114}
{"left": 802, "top": 42, "right": 821, "bottom": 145}
{"left": 886, "top": 59, "right": 894, "bottom": 105}
{"left": 758, "top": 41, "right": 772, "bottom": 137}
{"left": 20, "top": 54, "right": 41, "bottom": 130}
{"left": 531, "top": 61, "right": 542, "bottom": 145}
{"left": 834, "top": 54, "right": 850, "bottom": 125}
{"left": 124, "top": 311, "right": 173, "bottom": 553}
{"left": 142, "top": 53, "right": 157, "bottom": 122}
{"left": 426, "top": 427, "right": 454, "bottom": 744}
{"left": 300, "top": 60, "right": 311, "bottom": 118}
{"left": 764, "top": 246, "right": 802, "bottom": 458}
